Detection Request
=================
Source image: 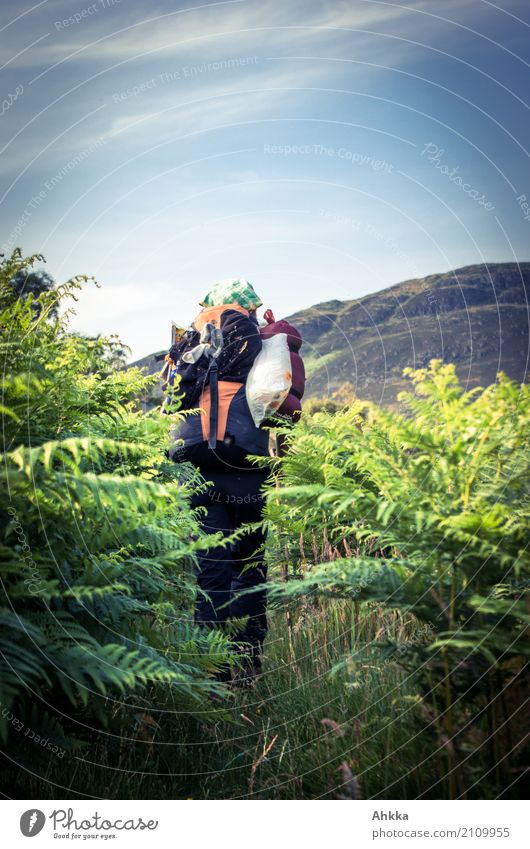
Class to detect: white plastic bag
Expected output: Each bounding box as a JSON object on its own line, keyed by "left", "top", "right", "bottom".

{"left": 246, "top": 333, "right": 292, "bottom": 426}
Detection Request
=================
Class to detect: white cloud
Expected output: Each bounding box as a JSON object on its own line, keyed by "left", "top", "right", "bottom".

{"left": 2, "top": 0, "right": 472, "bottom": 72}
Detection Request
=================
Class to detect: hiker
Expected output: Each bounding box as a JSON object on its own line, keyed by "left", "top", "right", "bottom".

{"left": 162, "top": 279, "right": 304, "bottom": 685}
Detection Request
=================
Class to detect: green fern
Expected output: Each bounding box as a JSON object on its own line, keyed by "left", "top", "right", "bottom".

{"left": 0, "top": 249, "right": 236, "bottom": 765}
{"left": 263, "top": 360, "right": 530, "bottom": 797}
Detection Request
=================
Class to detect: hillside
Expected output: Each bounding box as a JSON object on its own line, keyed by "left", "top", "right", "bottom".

{"left": 128, "top": 263, "right": 530, "bottom": 407}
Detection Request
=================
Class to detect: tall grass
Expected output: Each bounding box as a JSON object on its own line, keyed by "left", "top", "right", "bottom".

{"left": 19, "top": 599, "right": 431, "bottom": 800}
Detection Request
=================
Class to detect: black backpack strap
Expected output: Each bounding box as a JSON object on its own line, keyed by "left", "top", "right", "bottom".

{"left": 208, "top": 359, "right": 219, "bottom": 449}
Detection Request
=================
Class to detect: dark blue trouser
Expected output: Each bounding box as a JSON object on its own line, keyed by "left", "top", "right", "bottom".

{"left": 190, "top": 465, "right": 269, "bottom": 665}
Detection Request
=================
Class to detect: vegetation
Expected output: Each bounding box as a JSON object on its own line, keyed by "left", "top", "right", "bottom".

{"left": 301, "top": 382, "right": 357, "bottom": 414}
{"left": 1, "top": 250, "right": 528, "bottom": 799}
{"left": 7, "top": 263, "right": 57, "bottom": 318}
{"left": 262, "top": 362, "right": 529, "bottom": 798}
{"left": 0, "top": 250, "right": 234, "bottom": 792}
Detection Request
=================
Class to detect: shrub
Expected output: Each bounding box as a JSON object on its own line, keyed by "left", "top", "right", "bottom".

{"left": 0, "top": 250, "right": 233, "bottom": 771}
{"left": 265, "top": 361, "right": 530, "bottom": 797}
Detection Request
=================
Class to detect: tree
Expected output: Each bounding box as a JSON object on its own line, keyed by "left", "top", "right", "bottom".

{"left": 9, "top": 263, "right": 57, "bottom": 318}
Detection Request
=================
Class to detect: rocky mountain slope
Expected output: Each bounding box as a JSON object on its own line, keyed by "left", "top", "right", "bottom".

{"left": 289, "top": 262, "right": 529, "bottom": 405}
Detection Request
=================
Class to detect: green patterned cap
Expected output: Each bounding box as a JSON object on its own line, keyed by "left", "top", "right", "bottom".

{"left": 200, "top": 278, "right": 262, "bottom": 311}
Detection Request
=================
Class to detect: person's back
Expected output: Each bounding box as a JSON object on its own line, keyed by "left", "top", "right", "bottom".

{"left": 163, "top": 278, "right": 304, "bottom": 686}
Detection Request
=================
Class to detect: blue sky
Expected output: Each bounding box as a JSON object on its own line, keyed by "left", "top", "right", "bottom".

{"left": 1, "top": 0, "right": 529, "bottom": 360}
